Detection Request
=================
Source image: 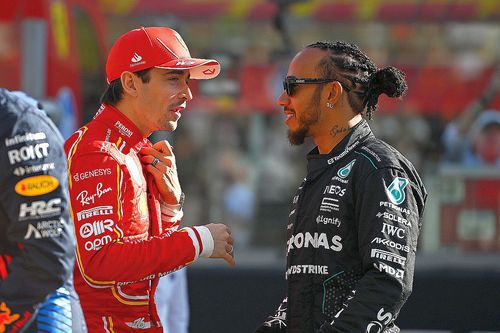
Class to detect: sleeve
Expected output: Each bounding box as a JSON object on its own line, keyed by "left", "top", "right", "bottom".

{"left": 0, "top": 112, "right": 75, "bottom": 332}
{"left": 255, "top": 297, "right": 288, "bottom": 333}
{"left": 321, "top": 167, "right": 425, "bottom": 332}
{"left": 67, "top": 151, "right": 212, "bottom": 286}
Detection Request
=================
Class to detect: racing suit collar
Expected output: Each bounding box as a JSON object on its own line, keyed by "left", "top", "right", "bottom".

{"left": 94, "top": 103, "right": 150, "bottom": 150}
{"left": 306, "top": 119, "right": 373, "bottom": 175}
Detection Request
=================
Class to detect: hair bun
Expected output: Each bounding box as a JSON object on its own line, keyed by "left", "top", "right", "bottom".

{"left": 370, "top": 67, "right": 408, "bottom": 98}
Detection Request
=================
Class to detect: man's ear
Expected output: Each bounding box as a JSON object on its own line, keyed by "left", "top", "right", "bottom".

{"left": 327, "top": 81, "right": 343, "bottom": 105}
{"left": 121, "top": 71, "right": 138, "bottom": 97}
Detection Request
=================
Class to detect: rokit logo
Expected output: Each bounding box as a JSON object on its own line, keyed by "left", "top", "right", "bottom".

{"left": 287, "top": 232, "right": 342, "bottom": 253}
{"left": 366, "top": 308, "right": 393, "bottom": 333}
{"left": 7, "top": 142, "right": 50, "bottom": 164}
{"left": 76, "top": 206, "right": 113, "bottom": 221}
{"left": 316, "top": 215, "right": 341, "bottom": 227}
{"left": 79, "top": 219, "right": 114, "bottom": 238}
{"left": 18, "top": 198, "right": 61, "bottom": 220}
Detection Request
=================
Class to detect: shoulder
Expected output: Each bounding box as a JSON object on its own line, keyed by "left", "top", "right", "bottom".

{"left": 0, "top": 90, "right": 60, "bottom": 142}
{"left": 65, "top": 127, "right": 125, "bottom": 165}
{"left": 353, "top": 137, "right": 413, "bottom": 173}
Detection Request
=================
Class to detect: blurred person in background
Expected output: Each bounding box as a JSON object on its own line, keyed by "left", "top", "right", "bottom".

{"left": 154, "top": 268, "right": 189, "bottom": 333}
{"left": 442, "top": 67, "right": 500, "bottom": 167}
{"left": 65, "top": 27, "right": 235, "bottom": 332}
{"left": 0, "top": 89, "right": 86, "bottom": 332}
{"left": 255, "top": 41, "right": 427, "bottom": 333}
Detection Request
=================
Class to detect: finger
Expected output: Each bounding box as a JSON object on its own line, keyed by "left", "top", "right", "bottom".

{"left": 224, "top": 253, "right": 235, "bottom": 267}
{"left": 152, "top": 140, "right": 174, "bottom": 156}
{"left": 227, "top": 235, "right": 234, "bottom": 245}
{"left": 140, "top": 154, "right": 174, "bottom": 168}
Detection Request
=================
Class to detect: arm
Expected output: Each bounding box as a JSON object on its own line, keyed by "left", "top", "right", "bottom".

{"left": 321, "top": 167, "right": 426, "bottom": 332}
{"left": 0, "top": 97, "right": 74, "bottom": 332}
{"left": 67, "top": 150, "right": 213, "bottom": 284}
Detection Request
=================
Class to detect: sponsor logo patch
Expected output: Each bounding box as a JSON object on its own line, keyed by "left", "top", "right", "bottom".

{"left": 24, "top": 219, "right": 64, "bottom": 239}
{"left": 15, "top": 175, "right": 59, "bottom": 196}
{"left": 386, "top": 177, "right": 409, "bottom": 205}
{"left": 287, "top": 232, "right": 342, "bottom": 253}
{"left": 76, "top": 206, "right": 113, "bottom": 221}
{"left": 320, "top": 197, "right": 339, "bottom": 212}
{"left": 13, "top": 162, "right": 55, "bottom": 176}
{"left": 125, "top": 317, "right": 152, "bottom": 329}
{"left": 7, "top": 142, "right": 49, "bottom": 164}
{"left": 337, "top": 159, "right": 356, "bottom": 178}
{"left": 18, "top": 198, "right": 61, "bottom": 220}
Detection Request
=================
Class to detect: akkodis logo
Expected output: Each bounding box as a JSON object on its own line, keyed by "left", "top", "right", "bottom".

{"left": 337, "top": 159, "right": 356, "bottom": 178}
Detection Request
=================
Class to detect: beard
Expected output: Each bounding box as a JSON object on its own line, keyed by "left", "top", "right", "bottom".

{"left": 287, "top": 89, "right": 322, "bottom": 145}
{"left": 288, "top": 126, "right": 308, "bottom": 145}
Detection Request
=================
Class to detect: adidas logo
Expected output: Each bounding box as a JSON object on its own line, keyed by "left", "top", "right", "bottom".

{"left": 131, "top": 53, "right": 142, "bottom": 63}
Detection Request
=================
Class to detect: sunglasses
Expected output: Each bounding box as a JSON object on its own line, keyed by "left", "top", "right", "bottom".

{"left": 283, "top": 76, "right": 351, "bottom": 96}
{"left": 282, "top": 76, "right": 335, "bottom": 96}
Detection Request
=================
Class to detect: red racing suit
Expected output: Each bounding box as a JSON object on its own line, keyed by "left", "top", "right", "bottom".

{"left": 65, "top": 104, "right": 213, "bottom": 332}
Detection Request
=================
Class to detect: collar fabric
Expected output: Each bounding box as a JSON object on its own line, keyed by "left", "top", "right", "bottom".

{"left": 306, "top": 119, "right": 374, "bottom": 175}
{"left": 93, "top": 103, "right": 151, "bottom": 150}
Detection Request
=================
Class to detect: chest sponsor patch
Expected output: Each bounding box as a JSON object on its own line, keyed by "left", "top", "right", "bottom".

{"left": 337, "top": 159, "right": 356, "bottom": 178}
{"left": 287, "top": 232, "right": 342, "bottom": 253}
{"left": 15, "top": 175, "right": 59, "bottom": 196}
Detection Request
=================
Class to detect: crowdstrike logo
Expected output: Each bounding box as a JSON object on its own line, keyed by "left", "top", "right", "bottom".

{"left": 131, "top": 53, "right": 142, "bottom": 63}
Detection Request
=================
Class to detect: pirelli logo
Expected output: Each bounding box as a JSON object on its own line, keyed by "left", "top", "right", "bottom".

{"left": 76, "top": 206, "right": 113, "bottom": 221}
{"left": 371, "top": 249, "right": 406, "bottom": 267}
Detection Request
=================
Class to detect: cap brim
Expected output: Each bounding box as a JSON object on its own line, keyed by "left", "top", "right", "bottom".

{"left": 156, "top": 58, "right": 220, "bottom": 79}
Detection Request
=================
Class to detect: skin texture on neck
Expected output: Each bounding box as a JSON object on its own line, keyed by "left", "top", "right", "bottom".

{"left": 278, "top": 47, "right": 363, "bottom": 155}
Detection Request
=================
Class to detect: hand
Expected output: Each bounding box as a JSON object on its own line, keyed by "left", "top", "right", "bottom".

{"left": 140, "top": 140, "right": 182, "bottom": 205}
{"left": 205, "top": 223, "right": 235, "bottom": 267}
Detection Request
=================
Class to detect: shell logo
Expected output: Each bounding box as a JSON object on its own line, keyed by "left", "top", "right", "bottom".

{"left": 15, "top": 175, "right": 59, "bottom": 197}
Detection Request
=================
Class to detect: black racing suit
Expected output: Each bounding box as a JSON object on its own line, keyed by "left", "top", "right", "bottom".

{"left": 0, "top": 89, "right": 85, "bottom": 333}
{"left": 256, "top": 120, "right": 427, "bottom": 333}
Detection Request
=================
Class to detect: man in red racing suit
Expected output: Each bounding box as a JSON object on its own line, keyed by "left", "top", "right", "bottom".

{"left": 65, "top": 27, "right": 235, "bottom": 332}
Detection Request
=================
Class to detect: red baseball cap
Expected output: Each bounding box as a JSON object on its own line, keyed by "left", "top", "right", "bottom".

{"left": 105, "top": 26, "right": 221, "bottom": 83}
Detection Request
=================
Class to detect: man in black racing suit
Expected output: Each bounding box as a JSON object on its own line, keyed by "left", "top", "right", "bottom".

{"left": 0, "top": 89, "right": 85, "bottom": 332}
{"left": 255, "top": 42, "right": 427, "bottom": 333}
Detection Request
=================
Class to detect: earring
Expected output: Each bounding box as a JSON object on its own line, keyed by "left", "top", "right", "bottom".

{"left": 326, "top": 102, "right": 334, "bottom": 109}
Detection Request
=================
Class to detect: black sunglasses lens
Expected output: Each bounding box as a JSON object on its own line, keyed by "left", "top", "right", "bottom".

{"left": 283, "top": 79, "right": 294, "bottom": 95}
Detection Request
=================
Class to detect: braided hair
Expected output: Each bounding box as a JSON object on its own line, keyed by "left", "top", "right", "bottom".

{"left": 307, "top": 41, "right": 407, "bottom": 119}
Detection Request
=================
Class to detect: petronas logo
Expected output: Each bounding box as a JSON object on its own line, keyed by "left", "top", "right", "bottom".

{"left": 386, "top": 177, "right": 409, "bottom": 205}
{"left": 337, "top": 159, "right": 356, "bottom": 179}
